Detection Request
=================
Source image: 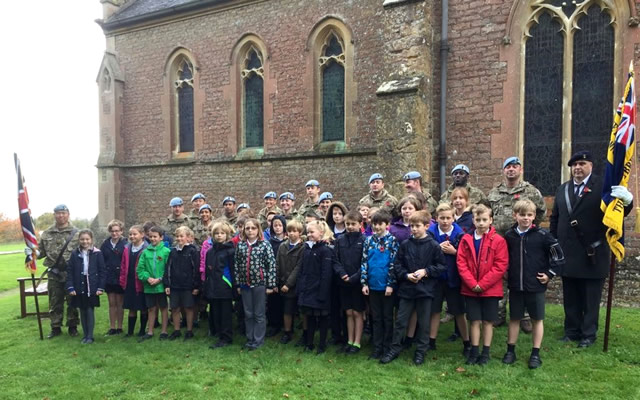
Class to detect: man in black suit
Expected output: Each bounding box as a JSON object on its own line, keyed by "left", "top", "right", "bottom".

{"left": 550, "top": 151, "right": 633, "bottom": 348}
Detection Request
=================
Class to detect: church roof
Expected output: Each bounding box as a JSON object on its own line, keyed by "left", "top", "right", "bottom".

{"left": 102, "top": 0, "right": 228, "bottom": 31}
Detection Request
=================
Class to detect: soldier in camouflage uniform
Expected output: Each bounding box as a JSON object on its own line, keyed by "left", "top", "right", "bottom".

{"left": 37, "top": 204, "right": 80, "bottom": 338}
{"left": 188, "top": 193, "right": 206, "bottom": 219}
{"left": 162, "top": 197, "right": 194, "bottom": 245}
{"left": 359, "top": 173, "right": 398, "bottom": 214}
{"left": 296, "top": 180, "right": 320, "bottom": 218}
{"left": 193, "top": 204, "right": 214, "bottom": 246}
{"left": 220, "top": 196, "right": 238, "bottom": 226}
{"left": 488, "top": 156, "right": 546, "bottom": 332}
{"left": 279, "top": 192, "right": 302, "bottom": 224}
{"left": 440, "top": 164, "right": 487, "bottom": 205}
{"left": 403, "top": 171, "right": 439, "bottom": 215}
{"left": 258, "top": 191, "right": 283, "bottom": 230}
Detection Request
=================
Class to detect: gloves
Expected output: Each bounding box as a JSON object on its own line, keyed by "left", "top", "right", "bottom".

{"left": 24, "top": 247, "right": 40, "bottom": 257}
{"left": 611, "top": 185, "right": 633, "bottom": 206}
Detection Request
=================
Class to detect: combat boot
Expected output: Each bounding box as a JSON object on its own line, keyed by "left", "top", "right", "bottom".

{"left": 68, "top": 326, "right": 79, "bottom": 337}
{"left": 47, "top": 327, "right": 62, "bottom": 339}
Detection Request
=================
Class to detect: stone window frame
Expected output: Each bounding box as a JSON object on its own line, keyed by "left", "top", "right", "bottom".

{"left": 306, "top": 17, "right": 356, "bottom": 150}
{"left": 229, "top": 34, "right": 272, "bottom": 158}
{"left": 164, "top": 47, "right": 202, "bottom": 159}
{"left": 496, "top": 0, "right": 634, "bottom": 184}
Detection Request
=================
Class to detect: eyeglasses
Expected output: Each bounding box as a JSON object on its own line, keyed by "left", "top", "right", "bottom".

{"left": 245, "top": 226, "right": 258, "bottom": 230}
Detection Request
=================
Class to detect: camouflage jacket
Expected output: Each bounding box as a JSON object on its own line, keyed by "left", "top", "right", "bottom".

{"left": 359, "top": 189, "right": 398, "bottom": 213}
{"left": 162, "top": 214, "right": 194, "bottom": 244}
{"left": 488, "top": 181, "right": 546, "bottom": 236}
{"left": 258, "top": 205, "right": 283, "bottom": 230}
{"left": 296, "top": 199, "right": 319, "bottom": 218}
{"left": 422, "top": 189, "right": 439, "bottom": 216}
{"left": 440, "top": 183, "right": 487, "bottom": 205}
{"left": 39, "top": 224, "right": 79, "bottom": 281}
{"left": 193, "top": 220, "right": 212, "bottom": 247}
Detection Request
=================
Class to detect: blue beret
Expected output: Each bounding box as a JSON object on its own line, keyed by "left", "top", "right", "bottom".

{"left": 236, "top": 203, "right": 250, "bottom": 212}
{"left": 191, "top": 193, "right": 206, "bottom": 202}
{"left": 403, "top": 171, "right": 422, "bottom": 181}
{"left": 503, "top": 156, "right": 522, "bottom": 169}
{"left": 263, "top": 191, "right": 277, "bottom": 199}
{"left": 279, "top": 192, "right": 295, "bottom": 201}
{"left": 305, "top": 179, "right": 320, "bottom": 187}
{"left": 199, "top": 204, "right": 212, "bottom": 213}
{"left": 222, "top": 196, "right": 236, "bottom": 205}
{"left": 53, "top": 204, "right": 69, "bottom": 213}
{"left": 169, "top": 197, "right": 184, "bottom": 207}
{"left": 319, "top": 192, "right": 333, "bottom": 202}
{"left": 369, "top": 173, "right": 384, "bottom": 184}
{"left": 568, "top": 151, "right": 592, "bottom": 166}
{"left": 451, "top": 164, "right": 470, "bottom": 175}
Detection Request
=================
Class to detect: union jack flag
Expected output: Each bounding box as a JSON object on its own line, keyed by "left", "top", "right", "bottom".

{"left": 14, "top": 153, "right": 38, "bottom": 273}
{"left": 601, "top": 62, "right": 636, "bottom": 261}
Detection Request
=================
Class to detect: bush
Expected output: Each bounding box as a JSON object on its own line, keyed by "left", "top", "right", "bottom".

{"left": 0, "top": 213, "right": 23, "bottom": 243}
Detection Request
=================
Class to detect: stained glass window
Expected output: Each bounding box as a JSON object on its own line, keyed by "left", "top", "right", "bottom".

{"left": 321, "top": 35, "right": 345, "bottom": 142}
{"left": 243, "top": 48, "right": 264, "bottom": 148}
{"left": 523, "top": 13, "right": 564, "bottom": 195}
{"left": 175, "top": 60, "right": 194, "bottom": 153}
{"left": 571, "top": 5, "right": 614, "bottom": 175}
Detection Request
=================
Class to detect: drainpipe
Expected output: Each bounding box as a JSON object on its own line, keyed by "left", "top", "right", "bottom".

{"left": 439, "top": 0, "right": 449, "bottom": 195}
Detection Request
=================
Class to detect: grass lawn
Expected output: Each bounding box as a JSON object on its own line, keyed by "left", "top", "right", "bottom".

{"left": 0, "top": 259, "right": 638, "bottom": 398}
{"left": 0, "top": 253, "right": 36, "bottom": 292}
{"left": 0, "top": 242, "right": 23, "bottom": 252}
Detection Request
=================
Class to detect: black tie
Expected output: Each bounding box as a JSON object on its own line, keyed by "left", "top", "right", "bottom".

{"left": 574, "top": 182, "right": 584, "bottom": 196}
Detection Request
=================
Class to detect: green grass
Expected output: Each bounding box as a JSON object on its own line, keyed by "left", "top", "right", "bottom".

{"left": 0, "top": 253, "right": 35, "bottom": 292}
{"left": 0, "top": 242, "right": 22, "bottom": 252}
{"left": 0, "top": 251, "right": 639, "bottom": 399}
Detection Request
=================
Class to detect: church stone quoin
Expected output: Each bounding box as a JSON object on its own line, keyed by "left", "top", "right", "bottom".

{"left": 96, "top": 0, "right": 640, "bottom": 305}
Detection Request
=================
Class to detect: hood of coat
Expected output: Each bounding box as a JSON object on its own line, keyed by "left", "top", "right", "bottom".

{"left": 326, "top": 201, "right": 348, "bottom": 230}
{"left": 269, "top": 215, "right": 287, "bottom": 237}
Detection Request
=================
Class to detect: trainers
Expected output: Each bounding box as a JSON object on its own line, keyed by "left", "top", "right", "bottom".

{"left": 280, "top": 332, "right": 292, "bottom": 344}
{"left": 47, "top": 328, "right": 62, "bottom": 339}
{"left": 414, "top": 351, "right": 425, "bottom": 365}
{"left": 528, "top": 355, "right": 542, "bottom": 369}
{"left": 502, "top": 351, "right": 517, "bottom": 364}
{"left": 476, "top": 354, "right": 490, "bottom": 366}
{"left": 379, "top": 351, "right": 399, "bottom": 364}
{"left": 184, "top": 331, "right": 194, "bottom": 341}
{"left": 68, "top": 327, "right": 79, "bottom": 337}
{"left": 169, "top": 331, "right": 182, "bottom": 341}
{"left": 159, "top": 333, "right": 169, "bottom": 340}
{"left": 138, "top": 333, "right": 153, "bottom": 342}
{"left": 520, "top": 319, "right": 533, "bottom": 334}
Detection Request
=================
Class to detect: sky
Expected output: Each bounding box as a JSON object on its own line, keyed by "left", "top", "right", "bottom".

{"left": 0, "top": 2, "right": 104, "bottom": 220}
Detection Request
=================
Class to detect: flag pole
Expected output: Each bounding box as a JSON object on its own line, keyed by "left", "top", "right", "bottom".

{"left": 603, "top": 252, "right": 616, "bottom": 352}
{"left": 29, "top": 271, "right": 44, "bottom": 340}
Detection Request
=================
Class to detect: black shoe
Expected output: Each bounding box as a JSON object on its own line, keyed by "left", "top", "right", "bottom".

{"left": 414, "top": 351, "right": 425, "bottom": 365}
{"left": 327, "top": 337, "right": 339, "bottom": 346}
{"left": 379, "top": 351, "right": 399, "bottom": 364}
{"left": 138, "top": 333, "right": 153, "bottom": 342}
{"left": 402, "top": 336, "right": 414, "bottom": 349}
{"left": 184, "top": 331, "right": 194, "bottom": 341}
{"left": 528, "top": 355, "right": 543, "bottom": 369}
{"left": 115, "top": 329, "right": 123, "bottom": 334}
{"left": 211, "top": 340, "right": 230, "bottom": 349}
{"left": 169, "top": 331, "right": 181, "bottom": 341}
{"left": 347, "top": 345, "right": 360, "bottom": 355}
{"left": 427, "top": 342, "right": 437, "bottom": 351}
{"left": 336, "top": 344, "right": 350, "bottom": 354}
{"left": 85, "top": 338, "right": 94, "bottom": 344}
{"left": 559, "top": 335, "right": 578, "bottom": 342}
{"left": 465, "top": 355, "right": 477, "bottom": 365}
{"left": 68, "top": 327, "right": 79, "bottom": 337}
{"left": 502, "top": 351, "right": 516, "bottom": 364}
{"left": 369, "top": 350, "right": 383, "bottom": 360}
{"left": 476, "top": 354, "right": 490, "bottom": 366}
{"left": 578, "top": 338, "right": 595, "bottom": 348}
{"left": 280, "top": 332, "right": 292, "bottom": 344}
{"left": 447, "top": 332, "right": 460, "bottom": 342}
{"left": 47, "top": 328, "right": 62, "bottom": 339}
{"left": 137, "top": 330, "right": 146, "bottom": 337}
{"left": 295, "top": 336, "right": 306, "bottom": 347}
{"left": 159, "top": 333, "right": 169, "bottom": 340}
{"left": 105, "top": 329, "right": 118, "bottom": 336}
{"left": 303, "top": 345, "right": 315, "bottom": 352}
{"left": 316, "top": 346, "right": 326, "bottom": 355}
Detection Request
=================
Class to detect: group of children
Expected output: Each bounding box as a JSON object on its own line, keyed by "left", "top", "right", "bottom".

{"left": 64, "top": 177, "right": 564, "bottom": 370}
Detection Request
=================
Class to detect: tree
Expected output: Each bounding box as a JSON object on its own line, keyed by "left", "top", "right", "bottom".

{"left": 35, "top": 213, "right": 54, "bottom": 230}
{"left": 0, "top": 213, "right": 23, "bottom": 243}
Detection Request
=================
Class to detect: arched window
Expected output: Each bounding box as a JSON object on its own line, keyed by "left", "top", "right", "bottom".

{"left": 174, "top": 58, "right": 195, "bottom": 153}
{"left": 320, "top": 32, "right": 345, "bottom": 142}
{"left": 522, "top": 1, "right": 616, "bottom": 195}
{"left": 242, "top": 47, "right": 264, "bottom": 148}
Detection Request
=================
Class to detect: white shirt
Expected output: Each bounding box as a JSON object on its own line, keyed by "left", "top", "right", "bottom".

{"left": 573, "top": 174, "right": 591, "bottom": 197}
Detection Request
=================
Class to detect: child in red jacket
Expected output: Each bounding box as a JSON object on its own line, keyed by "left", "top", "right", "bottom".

{"left": 457, "top": 204, "right": 508, "bottom": 366}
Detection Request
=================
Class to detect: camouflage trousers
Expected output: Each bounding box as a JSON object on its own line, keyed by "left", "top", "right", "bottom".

{"left": 48, "top": 278, "right": 79, "bottom": 328}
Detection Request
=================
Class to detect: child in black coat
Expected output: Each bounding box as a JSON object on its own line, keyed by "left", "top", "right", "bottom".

{"left": 297, "top": 220, "right": 335, "bottom": 354}
{"left": 100, "top": 219, "right": 127, "bottom": 335}
{"left": 164, "top": 226, "right": 201, "bottom": 340}
{"left": 204, "top": 221, "right": 236, "bottom": 348}
{"left": 66, "top": 229, "right": 106, "bottom": 344}
{"left": 333, "top": 211, "right": 366, "bottom": 354}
